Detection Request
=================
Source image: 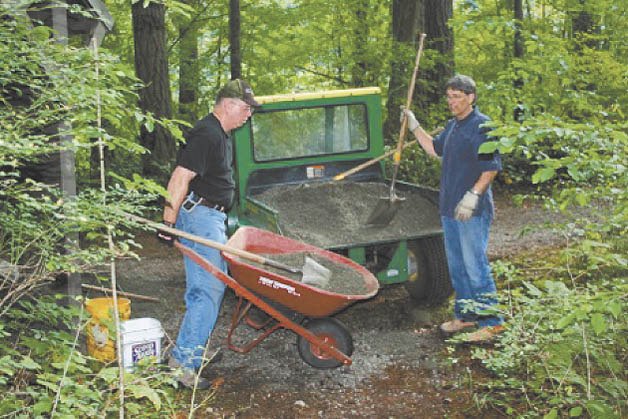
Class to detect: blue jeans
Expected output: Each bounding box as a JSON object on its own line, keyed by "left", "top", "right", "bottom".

{"left": 172, "top": 195, "right": 227, "bottom": 370}
{"left": 441, "top": 212, "right": 502, "bottom": 327}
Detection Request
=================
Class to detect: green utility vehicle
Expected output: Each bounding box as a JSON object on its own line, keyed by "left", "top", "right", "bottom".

{"left": 228, "top": 87, "right": 452, "bottom": 304}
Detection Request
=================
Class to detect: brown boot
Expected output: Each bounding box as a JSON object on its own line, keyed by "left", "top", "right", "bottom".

{"left": 463, "top": 325, "right": 505, "bottom": 343}
{"left": 439, "top": 319, "right": 476, "bottom": 335}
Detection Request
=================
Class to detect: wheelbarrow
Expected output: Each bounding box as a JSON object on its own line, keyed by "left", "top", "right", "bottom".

{"left": 175, "top": 226, "right": 379, "bottom": 369}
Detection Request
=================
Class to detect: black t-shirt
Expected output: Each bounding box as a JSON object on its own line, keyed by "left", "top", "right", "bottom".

{"left": 176, "top": 113, "right": 234, "bottom": 207}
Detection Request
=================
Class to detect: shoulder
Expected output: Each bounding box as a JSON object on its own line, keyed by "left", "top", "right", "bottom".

{"left": 469, "top": 108, "right": 492, "bottom": 136}
{"left": 187, "top": 115, "right": 223, "bottom": 143}
{"left": 471, "top": 107, "right": 491, "bottom": 123}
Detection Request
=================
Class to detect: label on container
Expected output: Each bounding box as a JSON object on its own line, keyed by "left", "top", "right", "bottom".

{"left": 306, "top": 165, "right": 325, "bottom": 179}
{"left": 386, "top": 269, "right": 399, "bottom": 278}
{"left": 132, "top": 341, "right": 157, "bottom": 363}
{"left": 258, "top": 276, "right": 301, "bottom": 297}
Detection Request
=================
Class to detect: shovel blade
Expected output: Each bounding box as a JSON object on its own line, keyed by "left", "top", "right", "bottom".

{"left": 366, "top": 196, "right": 403, "bottom": 226}
{"left": 301, "top": 256, "right": 331, "bottom": 288}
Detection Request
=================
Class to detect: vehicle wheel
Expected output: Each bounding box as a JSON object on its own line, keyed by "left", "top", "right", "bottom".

{"left": 404, "top": 235, "right": 452, "bottom": 305}
{"left": 297, "top": 318, "right": 353, "bottom": 369}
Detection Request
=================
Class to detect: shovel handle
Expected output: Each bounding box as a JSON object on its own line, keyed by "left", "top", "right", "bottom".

{"left": 392, "top": 33, "right": 426, "bottom": 181}
{"left": 333, "top": 127, "right": 442, "bottom": 181}
{"left": 334, "top": 139, "right": 418, "bottom": 181}
{"left": 127, "top": 214, "right": 300, "bottom": 274}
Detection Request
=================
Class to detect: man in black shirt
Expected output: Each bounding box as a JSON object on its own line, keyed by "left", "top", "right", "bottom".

{"left": 159, "top": 79, "right": 259, "bottom": 389}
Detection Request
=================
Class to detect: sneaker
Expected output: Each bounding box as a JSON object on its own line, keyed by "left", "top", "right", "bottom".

{"left": 439, "top": 319, "right": 476, "bottom": 334}
{"left": 463, "top": 325, "right": 505, "bottom": 343}
{"left": 167, "top": 356, "right": 210, "bottom": 390}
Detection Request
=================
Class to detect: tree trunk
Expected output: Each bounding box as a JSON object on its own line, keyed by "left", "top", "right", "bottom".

{"left": 418, "top": 0, "right": 453, "bottom": 114}
{"left": 513, "top": 0, "right": 525, "bottom": 122}
{"left": 385, "top": 0, "right": 422, "bottom": 143}
{"left": 132, "top": 1, "right": 175, "bottom": 181}
{"left": 350, "top": 0, "right": 369, "bottom": 87}
{"left": 178, "top": 5, "right": 200, "bottom": 126}
{"left": 229, "top": 0, "right": 241, "bottom": 79}
{"left": 571, "top": 0, "right": 596, "bottom": 49}
{"left": 514, "top": 0, "right": 524, "bottom": 59}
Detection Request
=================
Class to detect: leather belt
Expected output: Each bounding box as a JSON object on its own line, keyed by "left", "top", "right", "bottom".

{"left": 198, "top": 199, "right": 227, "bottom": 213}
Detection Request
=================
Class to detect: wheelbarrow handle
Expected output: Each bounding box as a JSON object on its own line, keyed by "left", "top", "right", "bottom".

{"left": 127, "top": 213, "right": 300, "bottom": 274}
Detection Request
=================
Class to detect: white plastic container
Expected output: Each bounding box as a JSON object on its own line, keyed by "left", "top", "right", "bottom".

{"left": 120, "top": 317, "right": 164, "bottom": 370}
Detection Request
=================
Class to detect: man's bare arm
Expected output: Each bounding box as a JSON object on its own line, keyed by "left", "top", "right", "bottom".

{"left": 163, "top": 166, "right": 197, "bottom": 224}
{"left": 471, "top": 171, "right": 498, "bottom": 195}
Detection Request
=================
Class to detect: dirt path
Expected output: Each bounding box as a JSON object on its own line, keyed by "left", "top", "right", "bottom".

{"left": 111, "top": 190, "right": 568, "bottom": 418}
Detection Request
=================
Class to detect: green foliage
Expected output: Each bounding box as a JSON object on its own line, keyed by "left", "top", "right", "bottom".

{"left": 466, "top": 275, "right": 627, "bottom": 418}
{"left": 448, "top": 214, "right": 628, "bottom": 417}
{"left": 0, "top": 296, "right": 180, "bottom": 416}
{"left": 0, "top": 5, "right": 191, "bottom": 414}
{"left": 452, "top": 0, "right": 627, "bottom": 190}
{"left": 246, "top": 0, "right": 391, "bottom": 93}
{"left": 0, "top": 3, "right": 164, "bottom": 307}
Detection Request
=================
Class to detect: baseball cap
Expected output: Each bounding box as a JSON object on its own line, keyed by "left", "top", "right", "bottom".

{"left": 217, "top": 79, "right": 260, "bottom": 107}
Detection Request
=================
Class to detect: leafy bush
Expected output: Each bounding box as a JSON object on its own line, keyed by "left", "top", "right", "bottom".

{"left": 0, "top": 4, "right": 188, "bottom": 415}
{"left": 0, "top": 295, "right": 181, "bottom": 416}
{"left": 469, "top": 275, "right": 626, "bottom": 418}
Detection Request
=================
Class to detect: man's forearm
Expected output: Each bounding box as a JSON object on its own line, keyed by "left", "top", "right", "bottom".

{"left": 471, "top": 171, "right": 498, "bottom": 194}
{"left": 410, "top": 126, "right": 437, "bottom": 157}
{"left": 163, "top": 166, "right": 196, "bottom": 224}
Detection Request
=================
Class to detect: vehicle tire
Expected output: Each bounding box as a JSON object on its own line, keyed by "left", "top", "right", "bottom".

{"left": 404, "top": 235, "right": 452, "bottom": 305}
{"left": 297, "top": 318, "right": 353, "bottom": 369}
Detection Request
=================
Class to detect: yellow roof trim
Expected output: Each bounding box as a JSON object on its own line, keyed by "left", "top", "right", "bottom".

{"left": 255, "top": 87, "right": 381, "bottom": 105}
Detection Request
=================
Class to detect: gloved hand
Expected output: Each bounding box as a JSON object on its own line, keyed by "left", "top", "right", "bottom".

{"left": 400, "top": 107, "right": 420, "bottom": 132}
{"left": 454, "top": 191, "right": 480, "bottom": 221}
{"left": 156, "top": 221, "right": 176, "bottom": 246}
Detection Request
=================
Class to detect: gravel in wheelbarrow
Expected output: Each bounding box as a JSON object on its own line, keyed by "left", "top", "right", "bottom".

{"left": 224, "top": 226, "right": 379, "bottom": 318}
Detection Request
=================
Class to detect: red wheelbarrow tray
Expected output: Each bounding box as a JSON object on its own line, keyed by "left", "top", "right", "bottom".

{"left": 223, "top": 226, "right": 379, "bottom": 316}
{"left": 173, "top": 226, "right": 380, "bottom": 367}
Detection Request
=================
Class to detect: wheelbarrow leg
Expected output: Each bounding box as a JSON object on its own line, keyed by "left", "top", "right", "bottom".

{"left": 227, "top": 296, "right": 282, "bottom": 354}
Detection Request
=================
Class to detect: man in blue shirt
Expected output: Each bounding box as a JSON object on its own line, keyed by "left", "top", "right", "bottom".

{"left": 403, "top": 75, "right": 504, "bottom": 343}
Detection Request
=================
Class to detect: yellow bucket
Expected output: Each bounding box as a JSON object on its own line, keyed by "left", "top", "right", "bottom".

{"left": 85, "top": 297, "right": 131, "bottom": 361}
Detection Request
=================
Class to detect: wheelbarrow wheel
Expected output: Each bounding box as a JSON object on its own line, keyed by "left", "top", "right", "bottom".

{"left": 297, "top": 318, "right": 353, "bottom": 369}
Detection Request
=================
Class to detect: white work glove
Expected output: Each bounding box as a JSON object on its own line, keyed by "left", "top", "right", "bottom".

{"left": 454, "top": 191, "right": 480, "bottom": 221}
{"left": 400, "top": 108, "right": 420, "bottom": 132}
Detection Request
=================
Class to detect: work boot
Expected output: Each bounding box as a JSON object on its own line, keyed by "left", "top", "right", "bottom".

{"left": 463, "top": 325, "right": 505, "bottom": 343}
{"left": 167, "top": 356, "right": 210, "bottom": 390}
{"left": 439, "top": 319, "right": 476, "bottom": 335}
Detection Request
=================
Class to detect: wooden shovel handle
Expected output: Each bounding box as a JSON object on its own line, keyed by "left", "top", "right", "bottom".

{"left": 386, "top": 32, "right": 428, "bottom": 201}
{"left": 333, "top": 127, "right": 442, "bottom": 181}
{"left": 127, "top": 213, "right": 299, "bottom": 273}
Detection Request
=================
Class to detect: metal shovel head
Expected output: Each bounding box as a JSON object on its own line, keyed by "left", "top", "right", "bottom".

{"left": 366, "top": 195, "right": 405, "bottom": 226}
{"left": 301, "top": 256, "right": 331, "bottom": 289}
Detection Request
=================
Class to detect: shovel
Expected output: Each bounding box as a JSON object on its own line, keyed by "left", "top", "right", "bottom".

{"left": 128, "top": 214, "right": 331, "bottom": 288}
{"left": 366, "top": 33, "right": 426, "bottom": 226}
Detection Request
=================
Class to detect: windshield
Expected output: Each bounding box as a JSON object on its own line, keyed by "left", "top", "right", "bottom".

{"left": 251, "top": 104, "right": 369, "bottom": 161}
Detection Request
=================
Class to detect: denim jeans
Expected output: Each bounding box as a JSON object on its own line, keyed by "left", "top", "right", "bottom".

{"left": 172, "top": 196, "right": 227, "bottom": 370}
{"left": 441, "top": 212, "right": 502, "bottom": 327}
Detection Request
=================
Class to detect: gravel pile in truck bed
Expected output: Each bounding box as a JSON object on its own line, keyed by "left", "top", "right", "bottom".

{"left": 253, "top": 181, "right": 442, "bottom": 249}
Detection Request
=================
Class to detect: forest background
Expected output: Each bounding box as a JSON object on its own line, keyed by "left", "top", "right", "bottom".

{"left": 0, "top": 0, "right": 626, "bottom": 417}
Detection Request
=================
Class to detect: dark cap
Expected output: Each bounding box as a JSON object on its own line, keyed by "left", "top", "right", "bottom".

{"left": 217, "top": 79, "right": 260, "bottom": 107}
